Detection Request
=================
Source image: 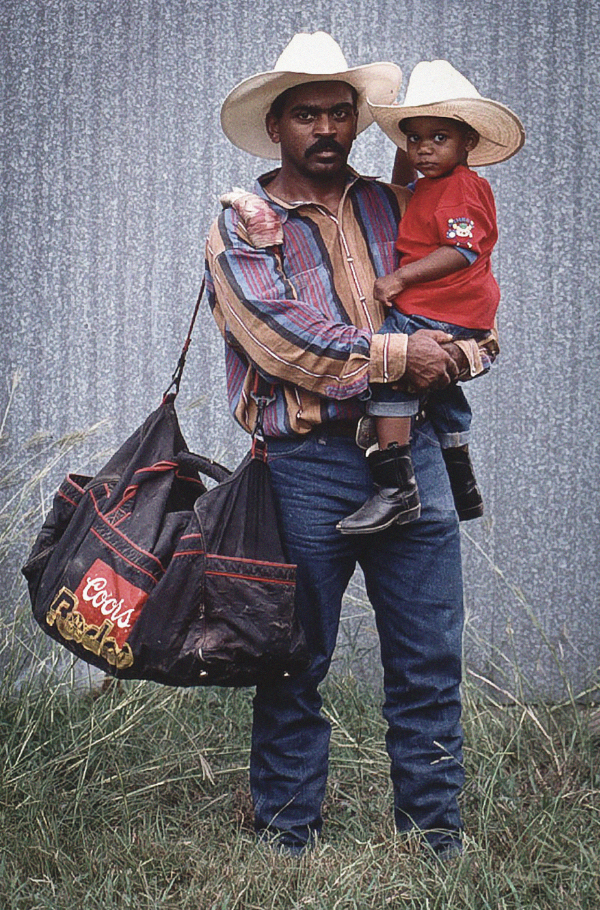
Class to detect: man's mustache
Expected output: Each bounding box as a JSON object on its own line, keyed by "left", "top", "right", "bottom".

{"left": 305, "top": 138, "right": 346, "bottom": 158}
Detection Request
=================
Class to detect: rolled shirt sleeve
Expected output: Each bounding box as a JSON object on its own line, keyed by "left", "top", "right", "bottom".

{"left": 454, "top": 324, "right": 500, "bottom": 380}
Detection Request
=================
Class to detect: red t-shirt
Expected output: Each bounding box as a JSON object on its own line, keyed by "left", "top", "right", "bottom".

{"left": 394, "top": 165, "right": 500, "bottom": 330}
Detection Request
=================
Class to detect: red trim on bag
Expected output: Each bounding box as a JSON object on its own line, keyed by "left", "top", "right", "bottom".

{"left": 205, "top": 569, "right": 295, "bottom": 585}
{"left": 175, "top": 470, "right": 206, "bottom": 487}
{"left": 58, "top": 490, "right": 80, "bottom": 508}
{"left": 105, "top": 486, "right": 138, "bottom": 516}
{"left": 172, "top": 549, "right": 205, "bottom": 557}
{"left": 205, "top": 553, "right": 296, "bottom": 570}
{"left": 65, "top": 474, "right": 87, "bottom": 493}
{"left": 107, "top": 463, "right": 204, "bottom": 514}
{"left": 134, "top": 460, "right": 205, "bottom": 488}
{"left": 106, "top": 487, "right": 138, "bottom": 515}
{"left": 90, "top": 528, "right": 160, "bottom": 582}
{"left": 89, "top": 490, "right": 166, "bottom": 571}
{"left": 181, "top": 533, "right": 203, "bottom": 541}
{"left": 132, "top": 461, "right": 178, "bottom": 477}
{"left": 111, "top": 512, "right": 132, "bottom": 528}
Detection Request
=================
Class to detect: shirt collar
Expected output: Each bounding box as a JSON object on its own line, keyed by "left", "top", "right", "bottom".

{"left": 253, "top": 167, "right": 375, "bottom": 222}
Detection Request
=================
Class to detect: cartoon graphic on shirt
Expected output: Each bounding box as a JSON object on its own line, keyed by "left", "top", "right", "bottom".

{"left": 446, "top": 217, "right": 475, "bottom": 245}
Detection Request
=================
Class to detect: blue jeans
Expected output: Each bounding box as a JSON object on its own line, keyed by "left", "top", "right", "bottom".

{"left": 252, "top": 421, "right": 464, "bottom": 855}
{"left": 369, "top": 312, "right": 488, "bottom": 447}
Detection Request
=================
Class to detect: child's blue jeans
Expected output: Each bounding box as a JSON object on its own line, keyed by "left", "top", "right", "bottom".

{"left": 368, "top": 311, "right": 488, "bottom": 448}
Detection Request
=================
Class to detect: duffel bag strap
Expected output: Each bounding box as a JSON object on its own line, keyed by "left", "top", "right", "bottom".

{"left": 162, "top": 279, "right": 276, "bottom": 462}
{"left": 162, "top": 278, "right": 205, "bottom": 402}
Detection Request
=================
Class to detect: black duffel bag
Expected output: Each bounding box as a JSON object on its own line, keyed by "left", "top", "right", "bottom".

{"left": 22, "top": 397, "right": 308, "bottom": 686}
{"left": 21, "top": 285, "right": 309, "bottom": 686}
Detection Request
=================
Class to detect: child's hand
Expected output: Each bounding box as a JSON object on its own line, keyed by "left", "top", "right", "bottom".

{"left": 373, "top": 272, "right": 406, "bottom": 307}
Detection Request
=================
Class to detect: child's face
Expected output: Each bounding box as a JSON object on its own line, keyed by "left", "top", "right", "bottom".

{"left": 402, "top": 117, "right": 478, "bottom": 178}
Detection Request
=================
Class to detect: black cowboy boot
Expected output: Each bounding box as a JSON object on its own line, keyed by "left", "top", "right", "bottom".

{"left": 442, "top": 444, "right": 484, "bottom": 521}
{"left": 337, "top": 443, "right": 421, "bottom": 534}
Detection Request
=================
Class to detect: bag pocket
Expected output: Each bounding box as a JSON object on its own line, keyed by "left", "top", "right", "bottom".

{"left": 200, "top": 553, "right": 298, "bottom": 673}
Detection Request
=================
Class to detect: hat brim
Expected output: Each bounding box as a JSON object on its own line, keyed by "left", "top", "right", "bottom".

{"left": 367, "top": 97, "right": 525, "bottom": 166}
{"left": 221, "top": 63, "right": 402, "bottom": 159}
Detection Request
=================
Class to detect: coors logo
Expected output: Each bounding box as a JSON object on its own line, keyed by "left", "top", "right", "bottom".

{"left": 74, "top": 559, "right": 148, "bottom": 650}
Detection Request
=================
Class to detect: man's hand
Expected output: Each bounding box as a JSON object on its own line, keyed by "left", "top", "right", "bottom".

{"left": 404, "top": 330, "right": 459, "bottom": 391}
{"left": 441, "top": 341, "right": 469, "bottom": 376}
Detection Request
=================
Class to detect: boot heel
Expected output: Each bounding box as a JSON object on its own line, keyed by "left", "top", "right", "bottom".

{"left": 394, "top": 500, "right": 421, "bottom": 526}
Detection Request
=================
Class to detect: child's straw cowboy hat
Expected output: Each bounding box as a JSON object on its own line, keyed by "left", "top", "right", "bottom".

{"left": 220, "top": 32, "right": 402, "bottom": 159}
{"left": 368, "top": 60, "right": 525, "bottom": 167}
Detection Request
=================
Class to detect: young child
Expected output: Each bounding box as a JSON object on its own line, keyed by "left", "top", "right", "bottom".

{"left": 337, "top": 60, "right": 525, "bottom": 535}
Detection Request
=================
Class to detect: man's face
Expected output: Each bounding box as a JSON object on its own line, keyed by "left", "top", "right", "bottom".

{"left": 266, "top": 81, "right": 358, "bottom": 181}
{"left": 402, "top": 116, "right": 478, "bottom": 178}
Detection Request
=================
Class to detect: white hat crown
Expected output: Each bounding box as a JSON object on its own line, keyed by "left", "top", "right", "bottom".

{"left": 273, "top": 31, "right": 351, "bottom": 75}
{"left": 403, "top": 60, "right": 482, "bottom": 106}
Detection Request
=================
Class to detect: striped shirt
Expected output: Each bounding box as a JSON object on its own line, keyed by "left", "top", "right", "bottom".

{"left": 205, "top": 169, "right": 496, "bottom": 437}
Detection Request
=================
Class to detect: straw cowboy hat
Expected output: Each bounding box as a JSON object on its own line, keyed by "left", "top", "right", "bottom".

{"left": 220, "top": 31, "right": 402, "bottom": 159}
{"left": 367, "top": 60, "right": 525, "bottom": 167}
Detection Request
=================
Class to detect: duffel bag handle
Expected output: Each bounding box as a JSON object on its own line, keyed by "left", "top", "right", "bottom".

{"left": 176, "top": 451, "right": 231, "bottom": 484}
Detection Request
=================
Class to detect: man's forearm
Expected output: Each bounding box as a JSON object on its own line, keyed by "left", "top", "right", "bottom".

{"left": 207, "top": 218, "right": 411, "bottom": 400}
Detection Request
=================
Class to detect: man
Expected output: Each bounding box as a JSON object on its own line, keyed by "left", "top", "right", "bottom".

{"left": 205, "top": 32, "right": 494, "bottom": 858}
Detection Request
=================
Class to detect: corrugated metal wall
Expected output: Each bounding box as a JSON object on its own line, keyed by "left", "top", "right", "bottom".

{"left": 2, "top": 0, "right": 599, "bottom": 699}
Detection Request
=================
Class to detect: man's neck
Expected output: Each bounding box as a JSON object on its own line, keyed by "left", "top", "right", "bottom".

{"left": 266, "top": 167, "right": 349, "bottom": 212}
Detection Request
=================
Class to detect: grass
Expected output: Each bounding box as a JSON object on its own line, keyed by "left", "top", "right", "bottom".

{"left": 1, "top": 374, "right": 599, "bottom": 909}
{"left": 0, "top": 668, "right": 598, "bottom": 909}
